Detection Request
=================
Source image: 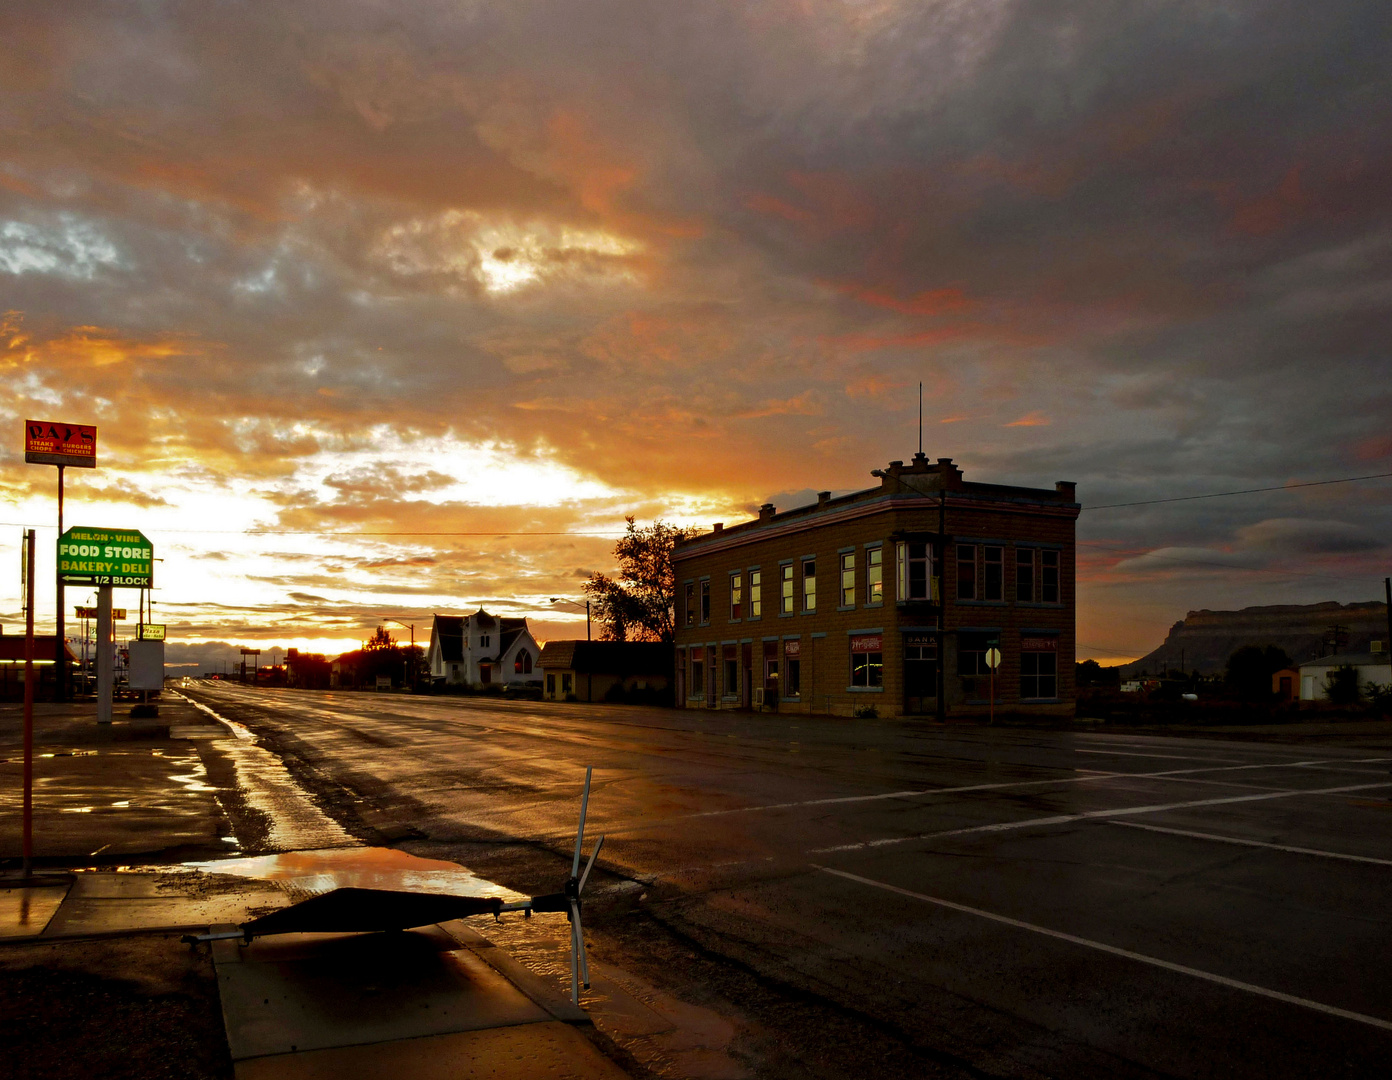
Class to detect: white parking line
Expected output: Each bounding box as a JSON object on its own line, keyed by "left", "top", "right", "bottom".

{"left": 811, "top": 781, "right": 1392, "bottom": 853}
{"left": 815, "top": 866, "right": 1392, "bottom": 1033}
{"left": 1108, "top": 821, "right": 1392, "bottom": 867}
{"left": 1075, "top": 748, "right": 1244, "bottom": 762}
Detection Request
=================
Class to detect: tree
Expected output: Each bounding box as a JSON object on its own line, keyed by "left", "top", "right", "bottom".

{"left": 1225, "top": 644, "right": 1292, "bottom": 699}
{"left": 365, "top": 626, "right": 396, "bottom": 651}
{"left": 1325, "top": 664, "right": 1362, "bottom": 705}
{"left": 583, "top": 517, "right": 702, "bottom": 642}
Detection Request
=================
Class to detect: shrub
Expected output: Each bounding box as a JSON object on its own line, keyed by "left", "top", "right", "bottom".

{"left": 1325, "top": 665, "right": 1362, "bottom": 706}
{"left": 853, "top": 704, "right": 879, "bottom": 719}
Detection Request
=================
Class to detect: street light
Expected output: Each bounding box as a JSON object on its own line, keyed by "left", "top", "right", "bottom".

{"left": 378, "top": 617, "right": 417, "bottom": 692}
{"left": 549, "top": 597, "right": 591, "bottom": 641}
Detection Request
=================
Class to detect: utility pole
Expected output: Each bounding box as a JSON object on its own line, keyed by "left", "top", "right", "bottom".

{"left": 22, "top": 529, "right": 35, "bottom": 875}
{"left": 56, "top": 465, "right": 66, "bottom": 700}
{"left": 936, "top": 482, "right": 947, "bottom": 725}
{"left": 1384, "top": 578, "right": 1390, "bottom": 658}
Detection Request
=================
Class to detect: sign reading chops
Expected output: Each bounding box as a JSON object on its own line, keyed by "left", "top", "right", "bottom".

{"left": 57, "top": 527, "right": 154, "bottom": 587}
{"left": 25, "top": 420, "right": 97, "bottom": 468}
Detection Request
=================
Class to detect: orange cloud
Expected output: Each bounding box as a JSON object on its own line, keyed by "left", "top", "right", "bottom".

{"left": 1004, "top": 412, "right": 1050, "bottom": 427}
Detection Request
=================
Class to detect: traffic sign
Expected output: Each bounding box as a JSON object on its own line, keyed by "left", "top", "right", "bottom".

{"left": 984, "top": 647, "right": 1002, "bottom": 671}
{"left": 57, "top": 527, "right": 154, "bottom": 587}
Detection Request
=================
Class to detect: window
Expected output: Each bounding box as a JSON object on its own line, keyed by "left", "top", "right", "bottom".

{"left": 514, "top": 650, "right": 533, "bottom": 674}
{"left": 802, "top": 559, "right": 816, "bottom": 612}
{"left": 1041, "top": 550, "right": 1060, "bottom": 604}
{"left": 957, "top": 632, "right": 994, "bottom": 677}
{"left": 1016, "top": 549, "right": 1034, "bottom": 602}
{"left": 850, "top": 634, "right": 883, "bottom": 687}
{"left": 685, "top": 582, "right": 696, "bottom": 626}
{"left": 840, "top": 552, "right": 855, "bottom": 606}
{"left": 956, "top": 544, "right": 977, "bottom": 601}
{"left": 730, "top": 573, "right": 743, "bottom": 620}
{"left": 896, "top": 541, "right": 932, "bottom": 600}
{"left": 749, "top": 569, "right": 762, "bottom": 618}
{"left": 700, "top": 580, "right": 711, "bottom": 623}
{"left": 724, "top": 653, "right": 739, "bottom": 698}
{"left": 561, "top": 673, "right": 573, "bottom": 697}
{"left": 983, "top": 546, "right": 1003, "bottom": 602}
{"left": 781, "top": 564, "right": 795, "bottom": 614}
{"left": 866, "top": 547, "right": 883, "bottom": 604}
{"left": 784, "top": 639, "right": 801, "bottom": 696}
{"left": 690, "top": 647, "right": 705, "bottom": 698}
{"left": 1021, "top": 638, "right": 1058, "bottom": 698}
{"left": 481, "top": 634, "right": 490, "bottom": 647}
{"left": 546, "top": 674, "right": 555, "bottom": 697}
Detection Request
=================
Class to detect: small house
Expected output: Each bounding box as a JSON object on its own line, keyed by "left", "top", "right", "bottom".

{"left": 1298, "top": 649, "right": 1391, "bottom": 701}
{"left": 428, "top": 609, "right": 542, "bottom": 687}
{"left": 537, "top": 640, "right": 672, "bottom": 703}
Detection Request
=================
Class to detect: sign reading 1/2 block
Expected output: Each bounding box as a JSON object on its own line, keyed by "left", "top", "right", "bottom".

{"left": 25, "top": 419, "right": 97, "bottom": 468}
{"left": 58, "top": 527, "right": 154, "bottom": 587}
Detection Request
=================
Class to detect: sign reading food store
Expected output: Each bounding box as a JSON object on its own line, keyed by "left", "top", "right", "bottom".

{"left": 25, "top": 419, "right": 97, "bottom": 468}
{"left": 57, "top": 527, "right": 154, "bottom": 587}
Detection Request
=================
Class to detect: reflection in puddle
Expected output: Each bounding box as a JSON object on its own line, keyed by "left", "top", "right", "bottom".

{"left": 173, "top": 692, "right": 354, "bottom": 851}
{"left": 184, "top": 846, "right": 525, "bottom": 901}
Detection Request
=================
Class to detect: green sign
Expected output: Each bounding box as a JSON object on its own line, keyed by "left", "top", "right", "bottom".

{"left": 58, "top": 526, "right": 154, "bottom": 588}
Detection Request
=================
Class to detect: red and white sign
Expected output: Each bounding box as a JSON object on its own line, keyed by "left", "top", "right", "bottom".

{"left": 850, "top": 634, "right": 883, "bottom": 653}
{"left": 784, "top": 639, "right": 801, "bottom": 658}
{"left": 1021, "top": 636, "right": 1058, "bottom": 651}
{"left": 25, "top": 419, "right": 97, "bottom": 468}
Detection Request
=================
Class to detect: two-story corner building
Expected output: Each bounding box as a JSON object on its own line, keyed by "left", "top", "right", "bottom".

{"left": 671, "top": 453, "right": 1079, "bottom": 719}
{"left": 428, "top": 608, "right": 542, "bottom": 688}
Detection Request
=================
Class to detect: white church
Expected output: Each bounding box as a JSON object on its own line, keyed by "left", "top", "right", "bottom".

{"left": 427, "top": 608, "right": 542, "bottom": 688}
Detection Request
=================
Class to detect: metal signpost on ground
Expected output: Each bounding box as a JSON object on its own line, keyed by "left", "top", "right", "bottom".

{"left": 25, "top": 420, "right": 97, "bottom": 702}
{"left": 57, "top": 526, "right": 154, "bottom": 724}
{"left": 20, "top": 530, "right": 36, "bottom": 875}
{"left": 985, "top": 645, "right": 1002, "bottom": 726}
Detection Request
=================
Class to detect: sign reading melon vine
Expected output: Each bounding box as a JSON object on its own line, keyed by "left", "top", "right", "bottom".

{"left": 58, "top": 526, "right": 154, "bottom": 588}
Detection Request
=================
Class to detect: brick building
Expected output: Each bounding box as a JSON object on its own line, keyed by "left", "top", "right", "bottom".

{"left": 671, "top": 453, "right": 1078, "bottom": 718}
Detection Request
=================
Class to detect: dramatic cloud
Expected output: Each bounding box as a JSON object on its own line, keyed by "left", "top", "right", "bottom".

{"left": 3, "top": 1, "right": 1391, "bottom": 661}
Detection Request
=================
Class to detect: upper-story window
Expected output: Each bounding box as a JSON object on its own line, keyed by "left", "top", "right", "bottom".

{"left": 749, "top": 569, "right": 762, "bottom": 618}
{"left": 802, "top": 559, "right": 817, "bottom": 612}
{"left": 781, "top": 564, "right": 794, "bottom": 614}
{"left": 840, "top": 552, "right": 855, "bottom": 607}
{"left": 1016, "top": 548, "right": 1034, "bottom": 602}
{"left": 730, "top": 572, "right": 742, "bottom": 620}
{"left": 685, "top": 582, "right": 696, "bottom": 626}
{"left": 896, "top": 541, "right": 932, "bottom": 601}
{"left": 956, "top": 544, "right": 977, "bottom": 601}
{"left": 480, "top": 634, "right": 491, "bottom": 648}
{"left": 866, "top": 546, "right": 883, "bottom": 605}
{"left": 1041, "top": 550, "right": 1060, "bottom": 604}
{"left": 983, "top": 546, "right": 1003, "bottom": 602}
{"left": 700, "top": 580, "right": 711, "bottom": 623}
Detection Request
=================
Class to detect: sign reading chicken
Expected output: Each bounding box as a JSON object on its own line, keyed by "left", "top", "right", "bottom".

{"left": 25, "top": 420, "right": 97, "bottom": 468}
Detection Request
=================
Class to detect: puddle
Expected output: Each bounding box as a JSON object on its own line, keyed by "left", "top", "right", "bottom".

{"left": 0, "top": 885, "right": 70, "bottom": 938}
{"left": 184, "top": 846, "right": 526, "bottom": 901}
{"left": 172, "top": 692, "right": 355, "bottom": 851}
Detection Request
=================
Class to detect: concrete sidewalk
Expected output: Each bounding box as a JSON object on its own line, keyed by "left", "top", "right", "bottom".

{"left": 1, "top": 865, "right": 631, "bottom": 1079}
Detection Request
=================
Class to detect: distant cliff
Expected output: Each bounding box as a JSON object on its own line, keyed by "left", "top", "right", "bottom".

{"left": 1121, "top": 601, "right": 1389, "bottom": 676}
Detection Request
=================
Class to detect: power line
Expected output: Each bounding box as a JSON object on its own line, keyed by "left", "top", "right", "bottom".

{"left": 1083, "top": 471, "right": 1392, "bottom": 511}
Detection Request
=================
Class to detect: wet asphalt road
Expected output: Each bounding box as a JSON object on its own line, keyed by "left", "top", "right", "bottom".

{"left": 184, "top": 683, "right": 1392, "bottom": 1080}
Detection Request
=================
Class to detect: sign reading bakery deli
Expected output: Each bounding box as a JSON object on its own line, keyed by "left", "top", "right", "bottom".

{"left": 25, "top": 420, "right": 97, "bottom": 468}
{"left": 58, "top": 527, "right": 154, "bottom": 587}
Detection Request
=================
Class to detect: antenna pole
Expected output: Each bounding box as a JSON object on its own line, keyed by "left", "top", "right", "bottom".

{"left": 918, "top": 382, "right": 923, "bottom": 455}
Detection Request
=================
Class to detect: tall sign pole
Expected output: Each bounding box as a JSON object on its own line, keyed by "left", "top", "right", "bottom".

{"left": 25, "top": 420, "right": 97, "bottom": 703}
{"left": 96, "top": 584, "right": 113, "bottom": 724}
{"left": 22, "top": 529, "right": 36, "bottom": 875}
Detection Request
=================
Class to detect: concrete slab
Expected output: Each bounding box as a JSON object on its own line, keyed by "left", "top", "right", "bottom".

{"left": 231, "top": 1021, "right": 630, "bottom": 1080}
{"left": 42, "top": 872, "right": 286, "bottom": 937}
{"left": 0, "top": 883, "right": 69, "bottom": 937}
{"left": 214, "top": 926, "right": 551, "bottom": 1061}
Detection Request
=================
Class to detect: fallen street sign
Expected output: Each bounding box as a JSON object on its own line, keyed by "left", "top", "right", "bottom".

{"left": 138, "top": 623, "right": 166, "bottom": 641}
{"left": 58, "top": 526, "right": 154, "bottom": 587}
{"left": 25, "top": 419, "right": 97, "bottom": 468}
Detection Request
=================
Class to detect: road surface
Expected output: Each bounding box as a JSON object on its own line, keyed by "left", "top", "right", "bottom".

{"left": 183, "top": 683, "right": 1392, "bottom": 1079}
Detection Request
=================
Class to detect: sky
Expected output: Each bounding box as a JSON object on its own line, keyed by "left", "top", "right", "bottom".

{"left": 2, "top": 0, "right": 1390, "bottom": 671}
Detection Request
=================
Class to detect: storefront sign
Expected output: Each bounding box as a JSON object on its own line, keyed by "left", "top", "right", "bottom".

{"left": 784, "top": 639, "right": 801, "bottom": 658}
{"left": 850, "top": 634, "right": 883, "bottom": 653}
{"left": 25, "top": 419, "right": 97, "bottom": 468}
{"left": 57, "top": 527, "right": 154, "bottom": 587}
{"left": 1021, "top": 636, "right": 1058, "bottom": 651}
{"left": 904, "top": 633, "right": 936, "bottom": 647}
{"left": 137, "top": 624, "right": 166, "bottom": 641}
{"left": 75, "top": 606, "right": 127, "bottom": 620}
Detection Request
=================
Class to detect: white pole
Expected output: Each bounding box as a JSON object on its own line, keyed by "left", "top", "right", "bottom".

{"left": 96, "top": 585, "right": 113, "bottom": 724}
